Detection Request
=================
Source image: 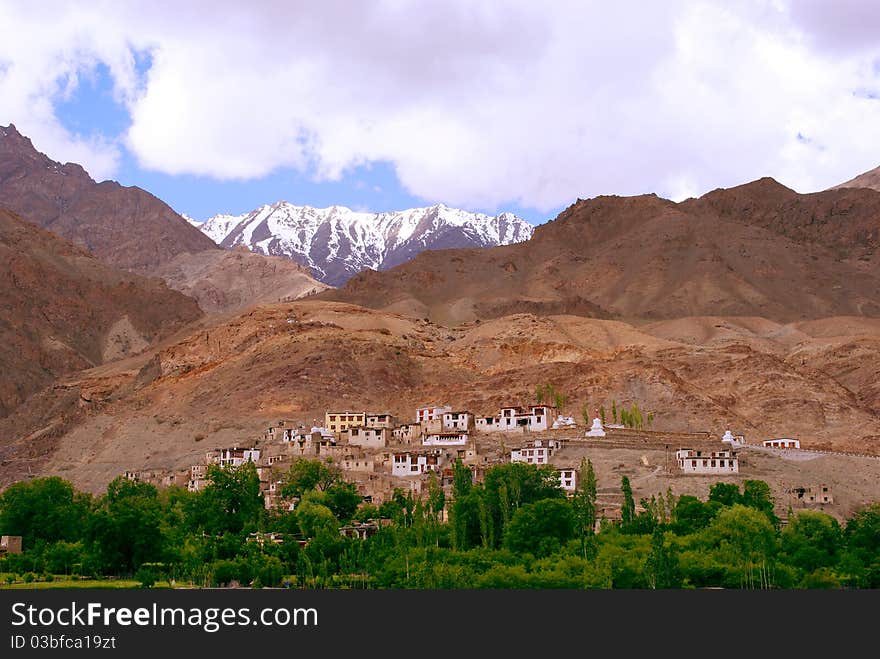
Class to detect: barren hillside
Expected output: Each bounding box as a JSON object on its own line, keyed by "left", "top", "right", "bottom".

{"left": 1, "top": 300, "right": 877, "bottom": 492}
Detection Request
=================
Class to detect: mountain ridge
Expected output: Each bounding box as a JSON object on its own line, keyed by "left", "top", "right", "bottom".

{"left": 197, "top": 201, "right": 534, "bottom": 285}
{"left": 0, "top": 124, "right": 218, "bottom": 273}
{"left": 321, "top": 177, "right": 880, "bottom": 324}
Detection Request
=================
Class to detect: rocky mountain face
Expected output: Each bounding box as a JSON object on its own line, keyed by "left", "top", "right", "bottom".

{"left": 152, "top": 248, "right": 329, "bottom": 313}
{"left": 198, "top": 202, "right": 533, "bottom": 285}
{"left": 0, "top": 209, "right": 203, "bottom": 418}
{"left": 833, "top": 164, "right": 880, "bottom": 193}
{"left": 0, "top": 124, "right": 218, "bottom": 274}
{"left": 321, "top": 178, "right": 880, "bottom": 325}
{"left": 2, "top": 301, "right": 878, "bottom": 492}
{"left": 0, "top": 125, "right": 331, "bottom": 314}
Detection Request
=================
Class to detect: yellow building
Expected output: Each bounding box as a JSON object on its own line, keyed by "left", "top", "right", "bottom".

{"left": 325, "top": 411, "right": 366, "bottom": 433}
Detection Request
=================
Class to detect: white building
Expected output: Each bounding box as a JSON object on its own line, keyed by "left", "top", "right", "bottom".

{"left": 391, "top": 451, "right": 442, "bottom": 477}
{"left": 209, "top": 447, "right": 260, "bottom": 468}
{"left": 345, "top": 426, "right": 389, "bottom": 448}
{"left": 187, "top": 464, "right": 208, "bottom": 492}
{"left": 442, "top": 411, "right": 474, "bottom": 431}
{"left": 557, "top": 468, "right": 578, "bottom": 492}
{"left": 552, "top": 415, "right": 577, "bottom": 429}
{"left": 763, "top": 438, "right": 800, "bottom": 449}
{"left": 416, "top": 405, "right": 452, "bottom": 423}
{"left": 498, "top": 405, "right": 559, "bottom": 432}
{"left": 475, "top": 416, "right": 500, "bottom": 431}
{"left": 510, "top": 439, "right": 563, "bottom": 465}
{"left": 585, "top": 416, "right": 606, "bottom": 437}
{"left": 423, "top": 431, "right": 469, "bottom": 446}
{"left": 721, "top": 430, "right": 745, "bottom": 447}
{"left": 676, "top": 448, "right": 739, "bottom": 474}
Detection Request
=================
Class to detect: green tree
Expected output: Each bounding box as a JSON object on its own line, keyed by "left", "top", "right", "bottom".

{"left": 323, "top": 482, "right": 362, "bottom": 524}
{"left": 199, "top": 462, "right": 262, "bottom": 535}
{"left": 620, "top": 476, "right": 635, "bottom": 529}
{"left": 452, "top": 459, "right": 472, "bottom": 499}
{"left": 708, "top": 482, "right": 741, "bottom": 508}
{"left": 781, "top": 510, "right": 842, "bottom": 574}
{"left": 427, "top": 471, "right": 446, "bottom": 522}
{"left": 672, "top": 495, "right": 716, "bottom": 535}
{"left": 704, "top": 505, "right": 778, "bottom": 588}
{"left": 295, "top": 498, "right": 339, "bottom": 538}
{"left": 573, "top": 458, "right": 598, "bottom": 558}
{"left": 841, "top": 503, "right": 880, "bottom": 587}
{"left": 87, "top": 478, "right": 164, "bottom": 573}
{"left": 503, "top": 498, "right": 578, "bottom": 557}
{"left": 0, "top": 477, "right": 92, "bottom": 549}
{"left": 644, "top": 527, "right": 682, "bottom": 588}
{"left": 483, "top": 463, "right": 564, "bottom": 546}
{"left": 612, "top": 400, "right": 618, "bottom": 424}
{"left": 741, "top": 480, "right": 778, "bottom": 525}
{"left": 281, "top": 459, "right": 341, "bottom": 498}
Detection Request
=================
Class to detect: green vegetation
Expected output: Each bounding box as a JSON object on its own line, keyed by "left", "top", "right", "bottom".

{"left": 536, "top": 383, "right": 566, "bottom": 412}
{"left": 606, "top": 400, "right": 654, "bottom": 429}
{"left": 1, "top": 461, "right": 878, "bottom": 589}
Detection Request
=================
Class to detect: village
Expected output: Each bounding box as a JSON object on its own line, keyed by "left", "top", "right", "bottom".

{"left": 117, "top": 400, "right": 843, "bottom": 535}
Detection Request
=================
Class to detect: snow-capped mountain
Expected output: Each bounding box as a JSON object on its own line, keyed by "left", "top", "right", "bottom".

{"left": 197, "top": 202, "right": 534, "bottom": 285}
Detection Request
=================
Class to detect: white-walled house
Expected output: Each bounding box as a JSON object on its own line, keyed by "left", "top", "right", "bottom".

{"left": 763, "top": 438, "right": 800, "bottom": 449}
{"left": 209, "top": 447, "right": 260, "bottom": 468}
{"left": 557, "top": 468, "right": 578, "bottom": 492}
{"left": 498, "top": 405, "right": 559, "bottom": 432}
{"left": 676, "top": 448, "right": 739, "bottom": 474}
{"left": 416, "top": 405, "right": 452, "bottom": 423}
{"left": 391, "top": 451, "right": 442, "bottom": 477}
{"left": 500, "top": 406, "right": 530, "bottom": 431}
{"left": 441, "top": 411, "right": 474, "bottom": 431}
{"left": 345, "top": 426, "right": 390, "bottom": 448}
{"left": 475, "top": 415, "right": 500, "bottom": 431}
{"left": 423, "top": 431, "right": 469, "bottom": 446}
{"left": 528, "top": 405, "right": 558, "bottom": 431}
{"left": 510, "top": 439, "right": 563, "bottom": 465}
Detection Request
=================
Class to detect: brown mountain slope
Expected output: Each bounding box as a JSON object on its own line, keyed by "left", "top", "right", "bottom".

{"left": 321, "top": 179, "right": 880, "bottom": 325}
{"left": 152, "top": 248, "right": 330, "bottom": 313}
{"left": 0, "top": 301, "right": 877, "bottom": 492}
{"left": 0, "top": 209, "right": 203, "bottom": 417}
{"left": 833, "top": 164, "right": 880, "bottom": 193}
{"left": 0, "top": 124, "right": 217, "bottom": 273}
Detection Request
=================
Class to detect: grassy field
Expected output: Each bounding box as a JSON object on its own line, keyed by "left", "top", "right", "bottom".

{"left": 0, "top": 578, "right": 141, "bottom": 590}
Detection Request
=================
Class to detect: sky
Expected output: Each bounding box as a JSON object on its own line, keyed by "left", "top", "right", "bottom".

{"left": 2, "top": 1, "right": 880, "bottom": 225}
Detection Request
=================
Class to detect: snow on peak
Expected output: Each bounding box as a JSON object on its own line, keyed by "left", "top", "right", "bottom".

{"left": 197, "top": 202, "right": 533, "bottom": 286}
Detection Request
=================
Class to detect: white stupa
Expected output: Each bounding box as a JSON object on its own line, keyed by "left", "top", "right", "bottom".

{"left": 552, "top": 415, "right": 576, "bottom": 429}
{"left": 721, "top": 429, "right": 738, "bottom": 446}
{"left": 585, "top": 416, "right": 606, "bottom": 437}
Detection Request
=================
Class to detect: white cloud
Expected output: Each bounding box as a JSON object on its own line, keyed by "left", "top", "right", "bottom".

{"left": 2, "top": 0, "right": 880, "bottom": 209}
